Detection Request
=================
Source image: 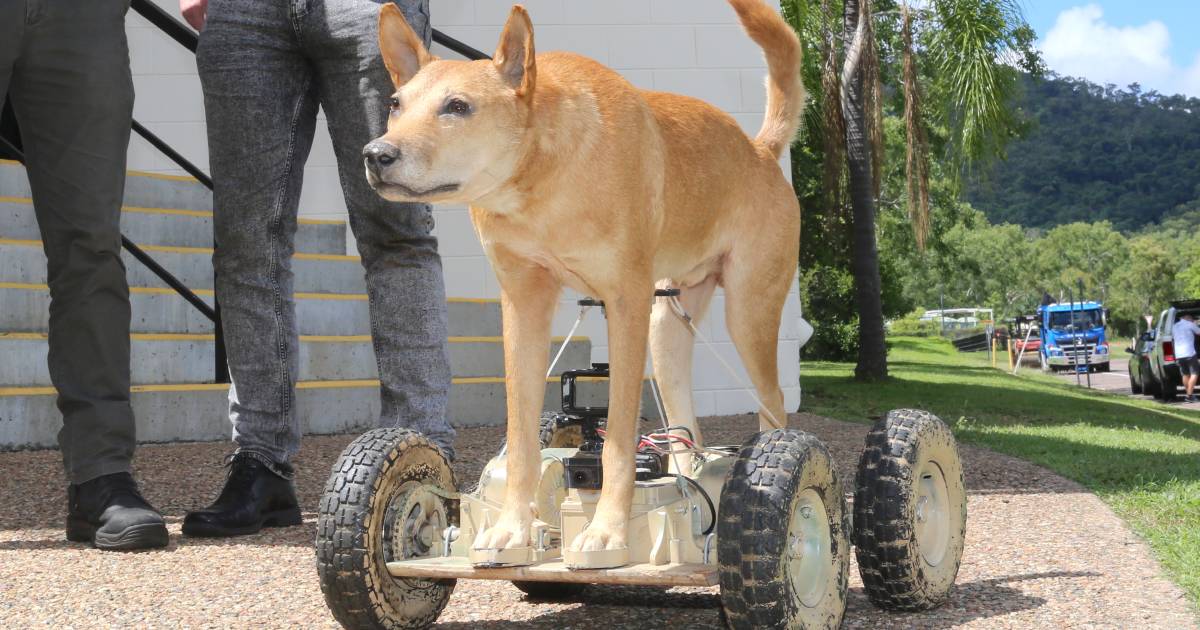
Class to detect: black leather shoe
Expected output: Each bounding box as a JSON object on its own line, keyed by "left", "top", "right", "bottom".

{"left": 182, "top": 452, "right": 302, "bottom": 537}
{"left": 66, "top": 472, "right": 169, "bottom": 551}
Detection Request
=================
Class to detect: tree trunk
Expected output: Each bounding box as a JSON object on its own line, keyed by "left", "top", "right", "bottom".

{"left": 843, "top": 0, "right": 888, "bottom": 380}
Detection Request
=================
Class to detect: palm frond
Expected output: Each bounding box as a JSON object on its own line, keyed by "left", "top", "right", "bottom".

{"left": 902, "top": 3, "right": 931, "bottom": 249}
{"left": 819, "top": 0, "right": 847, "bottom": 221}
{"left": 860, "top": 0, "right": 884, "bottom": 198}
{"left": 929, "top": 0, "right": 1023, "bottom": 167}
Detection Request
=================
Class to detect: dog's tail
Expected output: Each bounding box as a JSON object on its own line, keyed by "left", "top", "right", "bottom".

{"left": 728, "top": 0, "right": 805, "bottom": 160}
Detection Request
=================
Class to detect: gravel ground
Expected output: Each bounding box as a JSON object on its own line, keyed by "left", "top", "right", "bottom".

{"left": 1, "top": 413, "right": 1195, "bottom": 629}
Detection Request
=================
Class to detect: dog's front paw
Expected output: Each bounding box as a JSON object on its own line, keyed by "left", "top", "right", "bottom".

{"left": 569, "top": 516, "right": 628, "bottom": 552}
{"left": 473, "top": 506, "right": 533, "bottom": 550}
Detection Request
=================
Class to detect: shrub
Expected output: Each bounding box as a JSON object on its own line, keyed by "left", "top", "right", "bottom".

{"left": 887, "top": 311, "right": 941, "bottom": 337}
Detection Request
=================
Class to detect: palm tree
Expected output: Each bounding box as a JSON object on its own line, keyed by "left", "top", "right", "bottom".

{"left": 841, "top": 0, "right": 888, "bottom": 379}
{"left": 783, "top": 0, "right": 1040, "bottom": 380}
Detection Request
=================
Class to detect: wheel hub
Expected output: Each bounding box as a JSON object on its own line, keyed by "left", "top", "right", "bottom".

{"left": 385, "top": 481, "right": 448, "bottom": 562}
{"left": 786, "top": 488, "right": 833, "bottom": 608}
{"left": 914, "top": 460, "right": 950, "bottom": 567}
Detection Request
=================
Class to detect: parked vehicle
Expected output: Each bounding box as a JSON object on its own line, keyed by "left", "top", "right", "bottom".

{"left": 1038, "top": 301, "right": 1110, "bottom": 372}
{"left": 1146, "top": 299, "right": 1200, "bottom": 401}
{"left": 1126, "top": 328, "right": 1157, "bottom": 396}
{"left": 1007, "top": 315, "right": 1041, "bottom": 366}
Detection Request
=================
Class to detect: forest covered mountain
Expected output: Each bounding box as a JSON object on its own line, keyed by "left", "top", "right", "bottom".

{"left": 966, "top": 74, "right": 1200, "bottom": 231}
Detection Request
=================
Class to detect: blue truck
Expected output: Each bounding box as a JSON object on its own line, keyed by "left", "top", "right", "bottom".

{"left": 1038, "top": 301, "right": 1110, "bottom": 372}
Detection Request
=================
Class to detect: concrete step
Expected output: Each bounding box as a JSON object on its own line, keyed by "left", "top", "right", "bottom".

{"left": 1, "top": 159, "right": 213, "bottom": 212}
{"left": 0, "top": 197, "right": 347, "bottom": 255}
{"left": 0, "top": 333, "right": 589, "bottom": 386}
{"left": 0, "top": 378, "right": 660, "bottom": 449}
{"left": 1, "top": 237, "right": 366, "bottom": 294}
{"left": 0, "top": 283, "right": 502, "bottom": 337}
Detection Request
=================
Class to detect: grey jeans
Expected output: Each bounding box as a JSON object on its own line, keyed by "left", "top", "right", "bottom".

{"left": 196, "top": 0, "right": 454, "bottom": 464}
{"left": 1, "top": 0, "right": 137, "bottom": 484}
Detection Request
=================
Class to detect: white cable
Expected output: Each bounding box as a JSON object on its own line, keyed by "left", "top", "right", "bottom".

{"left": 648, "top": 376, "right": 694, "bottom": 509}
{"left": 546, "top": 306, "right": 589, "bottom": 378}
{"left": 668, "top": 296, "right": 784, "bottom": 430}
{"left": 649, "top": 377, "right": 690, "bottom": 473}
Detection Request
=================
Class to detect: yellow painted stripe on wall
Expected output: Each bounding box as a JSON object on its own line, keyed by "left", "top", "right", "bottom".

{"left": 0, "top": 283, "right": 503, "bottom": 305}
{"left": 2, "top": 195, "right": 342, "bottom": 226}
{"left": 1, "top": 237, "right": 360, "bottom": 261}
{"left": 0, "top": 375, "right": 638, "bottom": 397}
{"left": 126, "top": 169, "right": 200, "bottom": 183}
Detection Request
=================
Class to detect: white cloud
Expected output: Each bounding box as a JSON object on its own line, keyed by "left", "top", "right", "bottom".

{"left": 1040, "top": 4, "right": 1200, "bottom": 97}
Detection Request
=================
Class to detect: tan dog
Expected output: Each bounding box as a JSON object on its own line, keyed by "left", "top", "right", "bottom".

{"left": 364, "top": 0, "right": 803, "bottom": 566}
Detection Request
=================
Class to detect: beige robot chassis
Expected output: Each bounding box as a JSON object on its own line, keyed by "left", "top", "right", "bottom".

{"left": 316, "top": 298, "right": 967, "bottom": 629}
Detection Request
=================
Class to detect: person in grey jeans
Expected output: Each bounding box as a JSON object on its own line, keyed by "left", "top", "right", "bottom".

{"left": 179, "top": 0, "right": 455, "bottom": 537}
{"left": 2, "top": 0, "right": 168, "bottom": 550}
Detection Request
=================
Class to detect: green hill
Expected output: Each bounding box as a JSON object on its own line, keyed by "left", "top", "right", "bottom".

{"left": 966, "top": 74, "right": 1200, "bottom": 231}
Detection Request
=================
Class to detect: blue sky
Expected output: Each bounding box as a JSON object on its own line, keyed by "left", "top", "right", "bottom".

{"left": 1018, "top": 1, "right": 1200, "bottom": 97}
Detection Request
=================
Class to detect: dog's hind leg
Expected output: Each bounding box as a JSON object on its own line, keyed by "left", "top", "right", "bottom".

{"left": 472, "top": 257, "right": 560, "bottom": 560}
{"left": 650, "top": 276, "right": 717, "bottom": 472}
{"left": 722, "top": 244, "right": 794, "bottom": 432}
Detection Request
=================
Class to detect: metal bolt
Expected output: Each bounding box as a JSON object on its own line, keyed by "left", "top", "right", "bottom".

{"left": 799, "top": 505, "right": 814, "bottom": 519}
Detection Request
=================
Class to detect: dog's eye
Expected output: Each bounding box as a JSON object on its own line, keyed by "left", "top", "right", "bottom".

{"left": 443, "top": 98, "right": 472, "bottom": 116}
{"left": 389, "top": 97, "right": 401, "bottom": 111}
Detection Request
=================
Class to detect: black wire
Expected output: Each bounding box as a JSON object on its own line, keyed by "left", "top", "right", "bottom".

{"left": 668, "top": 474, "right": 716, "bottom": 536}
{"left": 658, "top": 425, "right": 696, "bottom": 441}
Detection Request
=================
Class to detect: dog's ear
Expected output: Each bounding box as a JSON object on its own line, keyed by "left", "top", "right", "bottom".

{"left": 493, "top": 5, "right": 536, "bottom": 96}
{"left": 379, "top": 3, "right": 434, "bottom": 87}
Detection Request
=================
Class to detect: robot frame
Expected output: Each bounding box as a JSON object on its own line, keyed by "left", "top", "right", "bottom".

{"left": 315, "top": 293, "right": 967, "bottom": 629}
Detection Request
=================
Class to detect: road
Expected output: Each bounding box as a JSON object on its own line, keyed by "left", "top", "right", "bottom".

{"left": 1049, "top": 357, "right": 1133, "bottom": 394}
{"left": 1043, "top": 356, "right": 1200, "bottom": 409}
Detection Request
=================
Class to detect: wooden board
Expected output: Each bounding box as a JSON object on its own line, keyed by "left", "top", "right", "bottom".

{"left": 388, "top": 556, "right": 719, "bottom": 587}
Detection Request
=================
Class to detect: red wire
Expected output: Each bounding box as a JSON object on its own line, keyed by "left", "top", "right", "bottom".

{"left": 647, "top": 433, "right": 696, "bottom": 448}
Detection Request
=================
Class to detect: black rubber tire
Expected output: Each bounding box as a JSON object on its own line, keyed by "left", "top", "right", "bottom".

{"left": 717, "top": 429, "right": 850, "bottom": 629}
{"left": 853, "top": 409, "right": 966, "bottom": 612}
{"left": 510, "top": 580, "right": 588, "bottom": 600}
{"left": 317, "top": 428, "right": 457, "bottom": 630}
{"left": 1098, "top": 362, "right": 1110, "bottom": 373}
{"left": 1130, "top": 362, "right": 1143, "bottom": 394}
{"left": 494, "top": 412, "right": 588, "bottom": 458}
{"left": 539, "top": 411, "right": 586, "bottom": 448}
{"left": 1160, "top": 376, "right": 1179, "bottom": 401}
{"left": 1147, "top": 370, "right": 1162, "bottom": 397}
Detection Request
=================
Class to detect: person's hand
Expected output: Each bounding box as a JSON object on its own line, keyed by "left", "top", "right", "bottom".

{"left": 180, "top": 0, "right": 208, "bottom": 31}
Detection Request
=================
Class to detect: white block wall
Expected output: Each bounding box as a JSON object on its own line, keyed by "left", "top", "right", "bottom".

{"left": 124, "top": 0, "right": 805, "bottom": 416}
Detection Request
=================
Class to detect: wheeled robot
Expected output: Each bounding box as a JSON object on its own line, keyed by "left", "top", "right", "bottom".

{"left": 315, "top": 302, "right": 967, "bottom": 629}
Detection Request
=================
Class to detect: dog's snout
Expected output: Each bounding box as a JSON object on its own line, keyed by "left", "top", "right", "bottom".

{"left": 363, "top": 141, "right": 400, "bottom": 167}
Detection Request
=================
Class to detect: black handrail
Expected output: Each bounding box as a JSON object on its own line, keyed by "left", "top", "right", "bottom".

{"left": 132, "top": 0, "right": 198, "bottom": 53}
{"left": 130, "top": 0, "right": 493, "bottom": 63}
{"left": 432, "top": 30, "right": 490, "bottom": 61}
{"left": 0, "top": 131, "right": 226, "bottom": 365}
{"left": 112, "top": 1, "right": 495, "bottom": 385}
{"left": 127, "top": 2, "right": 227, "bottom": 383}
{"left": 2, "top": 1, "right": 228, "bottom": 383}
{"left": 122, "top": 236, "right": 218, "bottom": 321}
{"left": 132, "top": 120, "right": 213, "bottom": 189}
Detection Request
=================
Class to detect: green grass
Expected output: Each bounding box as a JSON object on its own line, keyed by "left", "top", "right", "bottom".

{"left": 802, "top": 336, "right": 1200, "bottom": 608}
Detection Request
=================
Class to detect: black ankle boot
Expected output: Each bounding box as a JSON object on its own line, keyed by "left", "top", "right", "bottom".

{"left": 182, "top": 452, "right": 302, "bottom": 537}
{"left": 67, "top": 472, "right": 169, "bottom": 551}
